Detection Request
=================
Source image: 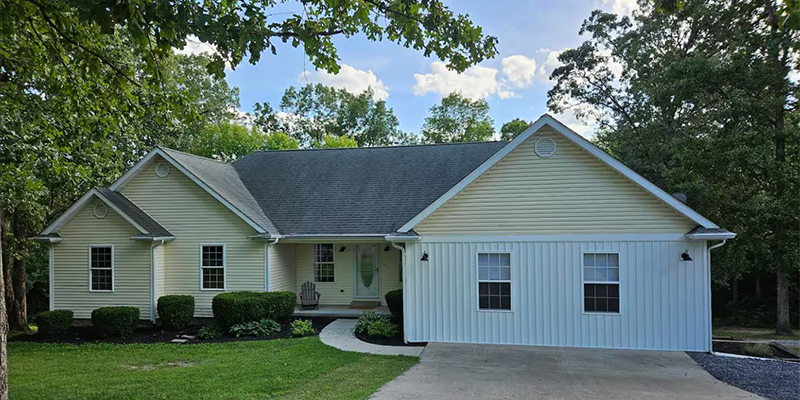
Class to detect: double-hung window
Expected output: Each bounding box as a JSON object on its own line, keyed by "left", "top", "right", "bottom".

{"left": 313, "top": 244, "right": 335, "bottom": 282}
{"left": 478, "top": 252, "right": 511, "bottom": 310}
{"left": 583, "top": 253, "right": 620, "bottom": 313}
{"left": 201, "top": 244, "right": 225, "bottom": 290}
{"left": 89, "top": 245, "right": 113, "bottom": 292}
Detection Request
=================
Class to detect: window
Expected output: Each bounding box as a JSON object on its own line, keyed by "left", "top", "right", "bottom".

{"left": 201, "top": 245, "right": 225, "bottom": 290}
{"left": 583, "top": 253, "right": 620, "bottom": 313}
{"left": 313, "top": 244, "right": 335, "bottom": 282}
{"left": 478, "top": 253, "right": 511, "bottom": 310}
{"left": 89, "top": 245, "right": 113, "bottom": 291}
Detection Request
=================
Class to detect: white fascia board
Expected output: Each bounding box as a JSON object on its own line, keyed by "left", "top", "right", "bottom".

{"left": 110, "top": 148, "right": 267, "bottom": 234}
{"left": 41, "top": 189, "right": 149, "bottom": 235}
{"left": 397, "top": 114, "right": 719, "bottom": 232}
{"left": 417, "top": 233, "right": 688, "bottom": 243}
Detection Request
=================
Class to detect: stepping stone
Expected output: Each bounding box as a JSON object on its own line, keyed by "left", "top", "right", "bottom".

{"left": 171, "top": 338, "right": 188, "bottom": 344}
{"left": 180, "top": 335, "right": 196, "bottom": 340}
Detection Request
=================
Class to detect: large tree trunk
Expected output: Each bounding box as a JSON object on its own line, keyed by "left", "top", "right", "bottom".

{"left": 1, "top": 209, "right": 10, "bottom": 400}
{"left": 0, "top": 219, "right": 11, "bottom": 331}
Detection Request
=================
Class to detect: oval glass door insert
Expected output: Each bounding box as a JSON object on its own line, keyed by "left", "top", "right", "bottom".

{"left": 360, "top": 248, "right": 375, "bottom": 288}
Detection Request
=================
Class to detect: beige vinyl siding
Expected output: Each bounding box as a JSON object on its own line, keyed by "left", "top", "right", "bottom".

{"left": 416, "top": 129, "right": 695, "bottom": 235}
{"left": 121, "top": 155, "right": 265, "bottom": 317}
{"left": 154, "top": 245, "right": 165, "bottom": 300}
{"left": 53, "top": 198, "right": 152, "bottom": 319}
{"left": 269, "top": 243, "right": 296, "bottom": 292}
{"left": 294, "top": 243, "right": 402, "bottom": 305}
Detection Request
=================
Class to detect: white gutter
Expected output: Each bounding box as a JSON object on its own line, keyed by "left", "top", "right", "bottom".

{"left": 385, "top": 235, "right": 421, "bottom": 242}
{"left": 706, "top": 239, "right": 728, "bottom": 353}
{"left": 265, "top": 237, "right": 280, "bottom": 291}
{"left": 686, "top": 233, "right": 737, "bottom": 241}
{"left": 150, "top": 239, "right": 166, "bottom": 323}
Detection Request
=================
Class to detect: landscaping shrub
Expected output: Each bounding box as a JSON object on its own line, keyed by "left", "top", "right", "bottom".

{"left": 212, "top": 291, "right": 295, "bottom": 330}
{"left": 290, "top": 319, "right": 315, "bottom": 337}
{"left": 91, "top": 306, "right": 140, "bottom": 338}
{"left": 385, "top": 289, "right": 403, "bottom": 320}
{"left": 198, "top": 324, "right": 223, "bottom": 340}
{"left": 366, "top": 319, "right": 398, "bottom": 338}
{"left": 36, "top": 310, "right": 73, "bottom": 337}
{"left": 157, "top": 295, "right": 195, "bottom": 331}
{"left": 229, "top": 318, "right": 282, "bottom": 338}
{"left": 354, "top": 311, "right": 390, "bottom": 335}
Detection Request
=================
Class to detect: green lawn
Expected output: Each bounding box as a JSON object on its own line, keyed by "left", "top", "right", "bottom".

{"left": 9, "top": 337, "right": 418, "bottom": 400}
{"left": 712, "top": 326, "right": 800, "bottom": 341}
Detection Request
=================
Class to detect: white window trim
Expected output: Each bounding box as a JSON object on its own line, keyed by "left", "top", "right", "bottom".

{"left": 88, "top": 244, "right": 114, "bottom": 293}
{"left": 476, "top": 250, "right": 512, "bottom": 313}
{"left": 580, "top": 251, "right": 622, "bottom": 316}
{"left": 200, "top": 243, "right": 226, "bottom": 291}
{"left": 313, "top": 243, "right": 336, "bottom": 283}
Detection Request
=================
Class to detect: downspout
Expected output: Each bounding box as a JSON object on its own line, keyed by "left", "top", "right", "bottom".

{"left": 48, "top": 243, "right": 54, "bottom": 311}
{"left": 707, "top": 239, "right": 727, "bottom": 353}
{"left": 151, "top": 239, "right": 165, "bottom": 324}
{"left": 265, "top": 237, "right": 281, "bottom": 292}
{"left": 389, "top": 241, "right": 407, "bottom": 344}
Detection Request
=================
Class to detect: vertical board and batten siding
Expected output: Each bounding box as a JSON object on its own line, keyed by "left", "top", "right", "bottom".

{"left": 121, "top": 155, "right": 265, "bottom": 317}
{"left": 404, "top": 240, "right": 710, "bottom": 351}
{"left": 294, "top": 243, "right": 402, "bottom": 305}
{"left": 269, "top": 243, "right": 296, "bottom": 292}
{"left": 53, "top": 198, "right": 152, "bottom": 319}
{"left": 415, "top": 129, "right": 696, "bottom": 235}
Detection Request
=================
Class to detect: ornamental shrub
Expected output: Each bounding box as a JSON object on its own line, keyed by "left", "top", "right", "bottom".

{"left": 290, "top": 319, "right": 315, "bottom": 337}
{"left": 91, "top": 306, "right": 140, "bottom": 338}
{"left": 212, "top": 291, "right": 295, "bottom": 330}
{"left": 157, "top": 295, "right": 195, "bottom": 331}
{"left": 384, "top": 289, "right": 403, "bottom": 320}
{"left": 354, "top": 311, "right": 389, "bottom": 335}
{"left": 36, "top": 310, "right": 73, "bottom": 337}
{"left": 198, "top": 324, "right": 223, "bottom": 340}
{"left": 366, "top": 319, "right": 398, "bottom": 338}
{"left": 229, "top": 318, "right": 282, "bottom": 337}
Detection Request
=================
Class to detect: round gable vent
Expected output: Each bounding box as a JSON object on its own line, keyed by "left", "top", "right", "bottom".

{"left": 93, "top": 203, "right": 108, "bottom": 219}
{"left": 534, "top": 137, "right": 557, "bottom": 158}
{"left": 155, "top": 163, "right": 170, "bottom": 178}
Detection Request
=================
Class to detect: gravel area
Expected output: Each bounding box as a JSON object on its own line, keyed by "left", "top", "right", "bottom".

{"left": 689, "top": 352, "right": 800, "bottom": 400}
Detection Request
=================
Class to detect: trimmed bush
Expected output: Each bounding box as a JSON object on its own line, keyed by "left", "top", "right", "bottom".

{"left": 36, "top": 310, "right": 73, "bottom": 337}
{"left": 385, "top": 289, "right": 403, "bottom": 320}
{"left": 212, "top": 291, "right": 295, "bottom": 330}
{"left": 366, "top": 319, "right": 398, "bottom": 338}
{"left": 157, "top": 295, "right": 195, "bottom": 331}
{"left": 91, "top": 306, "right": 140, "bottom": 338}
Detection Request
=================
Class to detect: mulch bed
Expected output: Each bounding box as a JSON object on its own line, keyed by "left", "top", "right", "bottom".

{"left": 10, "top": 317, "right": 336, "bottom": 345}
{"left": 355, "top": 318, "right": 426, "bottom": 347}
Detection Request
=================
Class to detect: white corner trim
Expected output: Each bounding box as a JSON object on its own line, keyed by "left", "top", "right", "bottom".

{"left": 109, "top": 148, "right": 268, "bottom": 234}
{"left": 397, "top": 114, "right": 719, "bottom": 232}
{"left": 41, "top": 189, "right": 150, "bottom": 235}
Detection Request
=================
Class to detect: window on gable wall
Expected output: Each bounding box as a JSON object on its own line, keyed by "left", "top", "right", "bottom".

{"left": 313, "top": 244, "right": 335, "bottom": 282}
{"left": 201, "top": 245, "right": 225, "bottom": 290}
{"left": 583, "top": 253, "right": 620, "bottom": 313}
{"left": 478, "top": 252, "right": 511, "bottom": 310}
{"left": 90, "top": 246, "right": 113, "bottom": 291}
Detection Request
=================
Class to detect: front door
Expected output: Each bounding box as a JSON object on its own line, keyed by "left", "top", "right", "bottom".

{"left": 355, "top": 244, "right": 379, "bottom": 298}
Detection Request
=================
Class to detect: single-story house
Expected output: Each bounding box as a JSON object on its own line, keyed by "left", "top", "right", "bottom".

{"left": 32, "top": 114, "right": 735, "bottom": 351}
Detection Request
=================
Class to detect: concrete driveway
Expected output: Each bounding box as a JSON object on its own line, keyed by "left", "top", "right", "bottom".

{"left": 370, "top": 343, "right": 760, "bottom": 400}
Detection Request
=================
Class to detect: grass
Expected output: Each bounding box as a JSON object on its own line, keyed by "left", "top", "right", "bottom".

{"left": 9, "top": 337, "right": 417, "bottom": 400}
{"left": 713, "top": 326, "right": 800, "bottom": 341}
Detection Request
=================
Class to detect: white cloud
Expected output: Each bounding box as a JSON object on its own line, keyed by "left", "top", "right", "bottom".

{"left": 502, "top": 55, "right": 538, "bottom": 88}
{"left": 413, "top": 61, "right": 500, "bottom": 100}
{"left": 537, "top": 48, "right": 565, "bottom": 81}
{"left": 554, "top": 109, "right": 596, "bottom": 138}
{"left": 299, "top": 65, "right": 390, "bottom": 100}
{"left": 175, "top": 35, "right": 219, "bottom": 57}
{"left": 597, "top": 0, "right": 638, "bottom": 15}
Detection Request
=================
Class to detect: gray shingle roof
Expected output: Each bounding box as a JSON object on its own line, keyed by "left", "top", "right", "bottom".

{"left": 160, "top": 148, "right": 279, "bottom": 235}
{"left": 232, "top": 142, "right": 507, "bottom": 235}
{"left": 96, "top": 188, "right": 173, "bottom": 237}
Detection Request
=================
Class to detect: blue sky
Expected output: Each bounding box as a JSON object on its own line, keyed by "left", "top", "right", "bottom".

{"left": 180, "top": 0, "right": 636, "bottom": 138}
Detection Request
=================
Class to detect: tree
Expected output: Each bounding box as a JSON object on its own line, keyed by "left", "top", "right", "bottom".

{"left": 548, "top": 1, "right": 799, "bottom": 334}
{"left": 186, "top": 123, "right": 299, "bottom": 162}
{"left": 0, "top": 209, "right": 7, "bottom": 400}
{"left": 312, "top": 134, "right": 359, "bottom": 149}
{"left": 422, "top": 92, "right": 495, "bottom": 143}
{"left": 500, "top": 118, "right": 530, "bottom": 141}
{"left": 255, "top": 84, "right": 404, "bottom": 147}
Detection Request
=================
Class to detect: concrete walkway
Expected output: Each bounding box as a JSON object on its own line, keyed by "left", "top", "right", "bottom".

{"left": 370, "top": 343, "right": 760, "bottom": 400}
{"left": 319, "top": 319, "right": 423, "bottom": 357}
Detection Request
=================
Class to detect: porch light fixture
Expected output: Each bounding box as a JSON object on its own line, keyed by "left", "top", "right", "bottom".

{"left": 339, "top": 246, "right": 346, "bottom": 252}
{"left": 420, "top": 252, "right": 429, "bottom": 262}
{"left": 384, "top": 245, "right": 391, "bottom": 251}
{"left": 680, "top": 250, "right": 693, "bottom": 262}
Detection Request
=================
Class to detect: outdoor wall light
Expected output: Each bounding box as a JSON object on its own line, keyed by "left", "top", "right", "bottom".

{"left": 384, "top": 245, "right": 391, "bottom": 251}
{"left": 339, "top": 246, "right": 346, "bottom": 252}
{"left": 680, "top": 250, "right": 693, "bottom": 262}
{"left": 421, "top": 252, "right": 429, "bottom": 262}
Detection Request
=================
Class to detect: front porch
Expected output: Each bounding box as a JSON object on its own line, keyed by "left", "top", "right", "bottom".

{"left": 294, "top": 305, "right": 391, "bottom": 318}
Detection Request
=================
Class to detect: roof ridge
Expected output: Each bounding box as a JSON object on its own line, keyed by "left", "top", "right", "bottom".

{"left": 236, "top": 140, "right": 508, "bottom": 159}
{"left": 157, "top": 146, "right": 230, "bottom": 165}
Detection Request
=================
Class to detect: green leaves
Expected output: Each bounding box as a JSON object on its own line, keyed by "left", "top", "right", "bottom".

{"left": 422, "top": 92, "right": 495, "bottom": 143}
